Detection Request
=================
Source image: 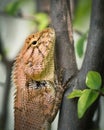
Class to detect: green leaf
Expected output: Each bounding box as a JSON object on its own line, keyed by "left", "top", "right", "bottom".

{"left": 78, "top": 89, "right": 99, "bottom": 118}
{"left": 76, "top": 33, "right": 87, "bottom": 58}
{"left": 5, "top": 0, "right": 28, "bottom": 15}
{"left": 67, "top": 90, "right": 83, "bottom": 99}
{"left": 73, "top": 0, "right": 91, "bottom": 33}
{"left": 86, "top": 71, "right": 102, "bottom": 90}
{"left": 35, "top": 13, "right": 49, "bottom": 31}
{"left": 5, "top": 1, "right": 21, "bottom": 15}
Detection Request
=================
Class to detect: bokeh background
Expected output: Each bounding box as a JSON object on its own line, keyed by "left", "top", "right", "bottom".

{"left": 0, "top": 0, "right": 104, "bottom": 130}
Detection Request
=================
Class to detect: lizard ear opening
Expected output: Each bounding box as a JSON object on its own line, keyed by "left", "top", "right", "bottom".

{"left": 31, "top": 41, "right": 37, "bottom": 45}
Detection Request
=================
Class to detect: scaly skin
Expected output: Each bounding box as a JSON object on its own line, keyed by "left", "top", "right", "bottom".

{"left": 12, "top": 28, "right": 65, "bottom": 130}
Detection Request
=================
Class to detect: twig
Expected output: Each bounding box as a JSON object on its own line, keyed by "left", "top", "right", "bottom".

{"left": 0, "top": 34, "right": 13, "bottom": 130}
{"left": 0, "top": 82, "right": 5, "bottom": 87}
{"left": 0, "top": 11, "right": 36, "bottom": 21}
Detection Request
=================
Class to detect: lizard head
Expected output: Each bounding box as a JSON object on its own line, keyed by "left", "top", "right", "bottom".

{"left": 16, "top": 28, "right": 55, "bottom": 82}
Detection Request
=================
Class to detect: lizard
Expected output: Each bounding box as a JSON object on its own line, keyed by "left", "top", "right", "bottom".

{"left": 12, "top": 28, "right": 68, "bottom": 130}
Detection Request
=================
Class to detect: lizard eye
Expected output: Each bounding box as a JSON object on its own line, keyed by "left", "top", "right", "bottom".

{"left": 31, "top": 41, "right": 37, "bottom": 45}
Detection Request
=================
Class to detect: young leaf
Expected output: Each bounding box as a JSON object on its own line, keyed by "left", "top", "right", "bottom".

{"left": 73, "top": 0, "right": 91, "bottom": 33}
{"left": 5, "top": 1, "right": 21, "bottom": 15}
{"left": 35, "top": 13, "right": 49, "bottom": 31}
{"left": 5, "top": 0, "right": 29, "bottom": 16}
{"left": 86, "top": 71, "right": 102, "bottom": 90}
{"left": 78, "top": 89, "right": 99, "bottom": 118}
{"left": 67, "top": 90, "right": 83, "bottom": 99}
{"left": 76, "top": 33, "right": 87, "bottom": 58}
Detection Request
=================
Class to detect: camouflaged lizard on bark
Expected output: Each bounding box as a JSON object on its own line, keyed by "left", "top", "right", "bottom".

{"left": 12, "top": 28, "right": 66, "bottom": 130}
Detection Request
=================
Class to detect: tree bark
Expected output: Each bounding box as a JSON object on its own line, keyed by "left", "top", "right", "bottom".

{"left": 50, "top": 0, "right": 77, "bottom": 82}
{"left": 51, "top": 0, "right": 104, "bottom": 130}
{"left": 35, "top": 0, "right": 50, "bottom": 13}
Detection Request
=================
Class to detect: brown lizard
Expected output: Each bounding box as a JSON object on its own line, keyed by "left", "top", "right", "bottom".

{"left": 12, "top": 28, "right": 67, "bottom": 130}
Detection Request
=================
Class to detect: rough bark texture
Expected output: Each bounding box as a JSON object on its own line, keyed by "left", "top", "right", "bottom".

{"left": 50, "top": 0, "right": 77, "bottom": 82}
{"left": 51, "top": 0, "right": 104, "bottom": 130}
{"left": 36, "top": 0, "right": 50, "bottom": 13}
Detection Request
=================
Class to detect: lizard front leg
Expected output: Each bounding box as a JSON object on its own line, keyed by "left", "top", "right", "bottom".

{"left": 48, "top": 74, "right": 73, "bottom": 123}
{"left": 49, "top": 84, "right": 64, "bottom": 122}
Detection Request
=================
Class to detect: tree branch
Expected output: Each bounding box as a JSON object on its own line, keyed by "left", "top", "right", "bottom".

{"left": 50, "top": 0, "right": 77, "bottom": 82}
{"left": 51, "top": 0, "right": 104, "bottom": 129}
{"left": 0, "top": 82, "right": 5, "bottom": 87}
{"left": 0, "top": 34, "right": 13, "bottom": 130}
{"left": 50, "top": 0, "right": 78, "bottom": 130}
{"left": 0, "top": 11, "right": 38, "bottom": 21}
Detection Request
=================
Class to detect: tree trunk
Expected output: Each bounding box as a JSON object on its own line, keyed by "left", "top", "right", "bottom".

{"left": 51, "top": 0, "right": 104, "bottom": 129}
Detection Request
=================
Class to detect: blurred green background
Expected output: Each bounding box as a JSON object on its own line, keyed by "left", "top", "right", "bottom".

{"left": 0, "top": 0, "right": 104, "bottom": 130}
